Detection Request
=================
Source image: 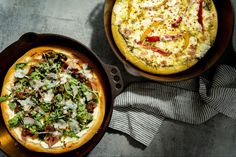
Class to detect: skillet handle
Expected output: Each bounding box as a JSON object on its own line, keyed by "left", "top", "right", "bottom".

{"left": 124, "top": 63, "right": 140, "bottom": 77}
{"left": 103, "top": 64, "right": 123, "bottom": 98}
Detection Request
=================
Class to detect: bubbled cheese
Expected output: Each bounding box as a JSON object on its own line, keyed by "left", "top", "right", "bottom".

{"left": 113, "top": 0, "right": 216, "bottom": 68}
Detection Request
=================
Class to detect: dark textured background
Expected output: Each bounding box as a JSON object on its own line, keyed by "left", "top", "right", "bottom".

{"left": 0, "top": 0, "right": 236, "bottom": 156}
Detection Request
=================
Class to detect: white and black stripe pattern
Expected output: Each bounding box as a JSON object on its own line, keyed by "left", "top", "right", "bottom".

{"left": 109, "top": 65, "right": 236, "bottom": 146}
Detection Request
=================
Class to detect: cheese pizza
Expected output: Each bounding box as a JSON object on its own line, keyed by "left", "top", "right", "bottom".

{"left": 0, "top": 46, "right": 105, "bottom": 154}
{"left": 112, "top": 0, "right": 218, "bottom": 74}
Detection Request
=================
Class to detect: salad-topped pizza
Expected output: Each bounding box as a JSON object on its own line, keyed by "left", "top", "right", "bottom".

{"left": 0, "top": 46, "right": 105, "bottom": 154}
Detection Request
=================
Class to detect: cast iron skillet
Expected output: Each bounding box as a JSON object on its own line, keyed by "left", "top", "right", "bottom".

{"left": 104, "top": 0, "right": 234, "bottom": 81}
{"left": 0, "top": 33, "right": 123, "bottom": 157}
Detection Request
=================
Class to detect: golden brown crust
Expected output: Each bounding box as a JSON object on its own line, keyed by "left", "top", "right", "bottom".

{"left": 209, "top": 2, "right": 218, "bottom": 44}
{"left": 111, "top": 0, "right": 218, "bottom": 75}
{"left": 1, "top": 46, "right": 105, "bottom": 154}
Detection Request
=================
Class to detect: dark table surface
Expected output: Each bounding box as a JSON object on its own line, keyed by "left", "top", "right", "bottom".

{"left": 0, "top": 0, "right": 236, "bottom": 156}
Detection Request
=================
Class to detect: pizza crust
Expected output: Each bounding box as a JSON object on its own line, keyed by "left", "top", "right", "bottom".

{"left": 1, "top": 46, "right": 106, "bottom": 154}
{"left": 111, "top": 0, "right": 218, "bottom": 75}
{"left": 209, "top": 2, "right": 218, "bottom": 44}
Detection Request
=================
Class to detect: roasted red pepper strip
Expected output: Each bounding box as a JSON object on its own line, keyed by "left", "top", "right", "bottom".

{"left": 198, "top": 0, "right": 204, "bottom": 32}
{"left": 146, "top": 34, "right": 182, "bottom": 42}
{"left": 164, "top": 34, "right": 182, "bottom": 41}
{"left": 149, "top": 46, "right": 172, "bottom": 56}
{"left": 136, "top": 41, "right": 172, "bottom": 56}
{"left": 172, "top": 17, "right": 182, "bottom": 28}
{"left": 146, "top": 36, "right": 161, "bottom": 42}
{"left": 140, "top": 21, "right": 160, "bottom": 42}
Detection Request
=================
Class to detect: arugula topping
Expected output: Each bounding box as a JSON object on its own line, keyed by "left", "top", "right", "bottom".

{"left": 15, "top": 63, "right": 27, "bottom": 70}
{"left": 31, "top": 111, "right": 42, "bottom": 121}
{"left": 9, "top": 111, "right": 23, "bottom": 127}
{"left": 0, "top": 95, "right": 9, "bottom": 102}
{"left": 64, "top": 82, "right": 73, "bottom": 96}
{"left": 80, "top": 83, "right": 89, "bottom": 93}
{"left": 40, "top": 103, "right": 51, "bottom": 113}
{"left": 63, "top": 130, "right": 79, "bottom": 138}
{"left": 8, "top": 102, "right": 16, "bottom": 110}
{"left": 55, "top": 94, "right": 63, "bottom": 102}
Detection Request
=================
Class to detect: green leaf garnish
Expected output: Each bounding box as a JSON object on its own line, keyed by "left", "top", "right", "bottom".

{"left": 55, "top": 94, "right": 63, "bottom": 102}
{"left": 64, "top": 82, "right": 73, "bottom": 96}
{"left": 8, "top": 102, "right": 16, "bottom": 110}
{"left": 80, "top": 83, "right": 88, "bottom": 93}
{"left": 8, "top": 111, "right": 23, "bottom": 127}
{"left": 69, "top": 78, "right": 78, "bottom": 85}
{"left": 63, "top": 130, "right": 79, "bottom": 138}
{"left": 0, "top": 95, "right": 9, "bottom": 102}
{"left": 40, "top": 103, "right": 50, "bottom": 113}
{"left": 16, "top": 63, "right": 27, "bottom": 70}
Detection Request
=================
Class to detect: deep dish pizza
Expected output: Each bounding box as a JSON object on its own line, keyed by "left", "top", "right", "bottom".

{"left": 0, "top": 46, "right": 105, "bottom": 154}
{"left": 112, "top": 0, "right": 218, "bottom": 74}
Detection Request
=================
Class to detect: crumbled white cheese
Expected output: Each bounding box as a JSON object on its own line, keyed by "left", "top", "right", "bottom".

{"left": 47, "top": 73, "right": 58, "bottom": 79}
{"left": 69, "top": 119, "right": 80, "bottom": 132}
{"left": 60, "top": 73, "right": 71, "bottom": 84}
{"left": 53, "top": 119, "right": 67, "bottom": 129}
{"left": 71, "top": 85, "right": 78, "bottom": 98}
{"left": 71, "top": 112, "right": 77, "bottom": 119}
{"left": 64, "top": 137, "right": 78, "bottom": 144}
{"left": 15, "top": 69, "right": 28, "bottom": 78}
{"left": 43, "top": 89, "right": 54, "bottom": 103}
{"left": 113, "top": 0, "right": 128, "bottom": 25}
{"left": 34, "top": 106, "right": 45, "bottom": 115}
{"left": 189, "top": 36, "right": 198, "bottom": 46}
{"left": 30, "top": 79, "right": 44, "bottom": 90}
{"left": 140, "top": 0, "right": 163, "bottom": 8}
{"left": 85, "top": 92, "right": 93, "bottom": 101}
{"left": 77, "top": 128, "right": 89, "bottom": 137}
{"left": 40, "top": 142, "right": 49, "bottom": 149}
{"left": 167, "top": 0, "right": 177, "bottom": 7}
{"left": 23, "top": 117, "right": 35, "bottom": 125}
{"left": 17, "top": 97, "right": 34, "bottom": 106}
{"left": 113, "top": 2, "right": 124, "bottom": 14}
{"left": 63, "top": 100, "right": 77, "bottom": 110}
{"left": 80, "top": 97, "right": 86, "bottom": 105}
{"left": 82, "top": 63, "right": 88, "bottom": 70}
{"left": 27, "top": 138, "right": 41, "bottom": 144}
{"left": 51, "top": 141, "right": 64, "bottom": 148}
{"left": 197, "top": 42, "right": 211, "bottom": 58}
{"left": 83, "top": 70, "right": 93, "bottom": 79}
{"left": 46, "top": 80, "right": 60, "bottom": 88}
{"left": 67, "top": 59, "right": 80, "bottom": 69}
{"left": 63, "top": 100, "right": 78, "bottom": 118}
{"left": 63, "top": 110, "right": 68, "bottom": 114}
{"left": 53, "top": 131, "right": 62, "bottom": 136}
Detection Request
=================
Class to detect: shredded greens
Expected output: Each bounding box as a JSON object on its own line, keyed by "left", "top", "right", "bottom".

{"left": 0, "top": 95, "right": 9, "bottom": 102}
{"left": 15, "top": 63, "right": 27, "bottom": 70}
{"left": 1, "top": 51, "right": 99, "bottom": 144}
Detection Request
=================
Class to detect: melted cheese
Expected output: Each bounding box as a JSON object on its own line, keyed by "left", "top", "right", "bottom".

{"left": 59, "top": 73, "right": 71, "bottom": 84}
{"left": 43, "top": 89, "right": 54, "bottom": 103}
{"left": 15, "top": 69, "right": 28, "bottom": 78}
{"left": 113, "top": 0, "right": 216, "bottom": 67}
{"left": 53, "top": 119, "right": 67, "bottom": 129}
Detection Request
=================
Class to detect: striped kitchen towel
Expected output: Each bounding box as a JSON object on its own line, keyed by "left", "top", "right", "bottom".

{"left": 109, "top": 64, "right": 236, "bottom": 146}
